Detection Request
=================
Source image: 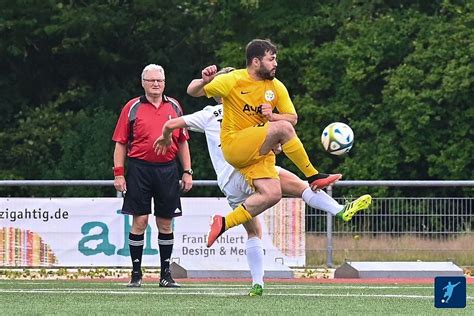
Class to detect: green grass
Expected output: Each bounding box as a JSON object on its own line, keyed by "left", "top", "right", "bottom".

{"left": 0, "top": 280, "right": 472, "bottom": 315}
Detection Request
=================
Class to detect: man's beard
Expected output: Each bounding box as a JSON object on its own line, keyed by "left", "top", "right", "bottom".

{"left": 257, "top": 67, "right": 275, "bottom": 80}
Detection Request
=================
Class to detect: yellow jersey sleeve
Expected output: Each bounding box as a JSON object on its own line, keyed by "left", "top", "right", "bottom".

{"left": 273, "top": 79, "right": 296, "bottom": 115}
{"left": 203, "top": 73, "right": 237, "bottom": 98}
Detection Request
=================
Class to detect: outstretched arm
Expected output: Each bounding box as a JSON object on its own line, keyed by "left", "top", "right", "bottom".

{"left": 187, "top": 65, "right": 218, "bottom": 97}
{"left": 153, "top": 117, "right": 188, "bottom": 155}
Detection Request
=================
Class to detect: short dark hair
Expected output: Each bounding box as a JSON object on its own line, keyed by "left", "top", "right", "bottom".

{"left": 245, "top": 39, "right": 277, "bottom": 66}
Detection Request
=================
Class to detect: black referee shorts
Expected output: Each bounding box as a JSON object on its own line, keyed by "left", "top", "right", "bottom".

{"left": 121, "top": 158, "right": 182, "bottom": 218}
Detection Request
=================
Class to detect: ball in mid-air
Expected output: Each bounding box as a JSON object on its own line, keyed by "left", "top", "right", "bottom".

{"left": 321, "top": 122, "right": 354, "bottom": 155}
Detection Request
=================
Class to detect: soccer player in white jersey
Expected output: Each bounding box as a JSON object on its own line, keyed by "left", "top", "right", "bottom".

{"left": 154, "top": 100, "right": 372, "bottom": 296}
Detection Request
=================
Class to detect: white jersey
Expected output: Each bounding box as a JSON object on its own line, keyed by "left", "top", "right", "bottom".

{"left": 182, "top": 105, "right": 254, "bottom": 208}
{"left": 182, "top": 104, "right": 235, "bottom": 191}
{"left": 183, "top": 104, "right": 281, "bottom": 209}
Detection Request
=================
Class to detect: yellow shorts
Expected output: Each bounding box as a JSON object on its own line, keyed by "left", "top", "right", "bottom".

{"left": 221, "top": 123, "right": 279, "bottom": 187}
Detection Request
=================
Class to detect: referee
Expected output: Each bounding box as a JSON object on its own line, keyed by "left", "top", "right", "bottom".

{"left": 112, "top": 64, "right": 192, "bottom": 287}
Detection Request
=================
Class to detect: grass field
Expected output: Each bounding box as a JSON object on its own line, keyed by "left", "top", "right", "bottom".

{"left": 0, "top": 279, "right": 472, "bottom": 315}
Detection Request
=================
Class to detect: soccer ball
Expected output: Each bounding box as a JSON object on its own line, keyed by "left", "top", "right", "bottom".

{"left": 321, "top": 122, "right": 354, "bottom": 155}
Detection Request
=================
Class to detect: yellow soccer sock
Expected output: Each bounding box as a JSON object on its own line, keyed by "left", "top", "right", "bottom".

{"left": 282, "top": 136, "right": 318, "bottom": 177}
{"left": 225, "top": 204, "right": 253, "bottom": 229}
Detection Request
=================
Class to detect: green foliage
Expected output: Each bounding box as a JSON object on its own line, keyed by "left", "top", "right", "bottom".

{"left": 383, "top": 9, "right": 474, "bottom": 180}
{"left": 0, "top": 102, "right": 73, "bottom": 179}
{"left": 0, "top": 0, "right": 472, "bottom": 197}
{"left": 47, "top": 107, "right": 117, "bottom": 181}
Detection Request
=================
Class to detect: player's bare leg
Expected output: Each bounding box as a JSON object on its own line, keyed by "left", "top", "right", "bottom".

{"left": 208, "top": 120, "right": 341, "bottom": 247}
{"left": 207, "top": 178, "right": 280, "bottom": 247}
{"left": 261, "top": 120, "right": 341, "bottom": 191}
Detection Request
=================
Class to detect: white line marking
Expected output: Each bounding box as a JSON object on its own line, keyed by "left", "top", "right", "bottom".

{"left": 0, "top": 286, "right": 435, "bottom": 291}
{"left": 1, "top": 288, "right": 472, "bottom": 300}
{"left": 0, "top": 282, "right": 435, "bottom": 289}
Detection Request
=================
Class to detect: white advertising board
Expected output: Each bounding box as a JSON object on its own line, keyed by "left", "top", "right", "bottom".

{"left": 0, "top": 197, "right": 305, "bottom": 267}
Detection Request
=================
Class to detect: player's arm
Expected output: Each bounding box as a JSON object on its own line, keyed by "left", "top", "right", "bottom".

{"left": 275, "top": 112, "right": 297, "bottom": 125}
{"left": 271, "top": 79, "right": 298, "bottom": 125}
{"left": 163, "top": 117, "right": 188, "bottom": 138}
{"left": 262, "top": 104, "right": 297, "bottom": 125}
{"left": 113, "top": 142, "right": 127, "bottom": 192}
{"left": 261, "top": 104, "right": 298, "bottom": 125}
{"left": 187, "top": 65, "right": 218, "bottom": 97}
{"left": 153, "top": 117, "right": 188, "bottom": 155}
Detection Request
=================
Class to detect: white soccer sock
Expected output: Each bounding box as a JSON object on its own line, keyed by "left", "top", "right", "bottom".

{"left": 246, "top": 237, "right": 264, "bottom": 287}
{"left": 302, "top": 188, "right": 344, "bottom": 215}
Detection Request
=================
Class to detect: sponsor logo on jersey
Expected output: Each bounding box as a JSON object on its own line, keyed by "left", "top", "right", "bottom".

{"left": 242, "top": 104, "right": 262, "bottom": 115}
{"left": 213, "top": 108, "right": 223, "bottom": 117}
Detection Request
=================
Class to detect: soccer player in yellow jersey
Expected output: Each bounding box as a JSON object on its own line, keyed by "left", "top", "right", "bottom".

{"left": 188, "top": 39, "right": 342, "bottom": 247}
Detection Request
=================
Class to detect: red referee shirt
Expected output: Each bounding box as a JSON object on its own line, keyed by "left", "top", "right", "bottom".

{"left": 112, "top": 95, "right": 189, "bottom": 163}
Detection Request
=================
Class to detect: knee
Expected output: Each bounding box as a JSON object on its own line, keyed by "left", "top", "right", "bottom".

{"left": 156, "top": 218, "right": 173, "bottom": 233}
{"left": 132, "top": 218, "right": 148, "bottom": 234}
{"left": 276, "top": 120, "right": 295, "bottom": 137}
{"left": 254, "top": 180, "right": 282, "bottom": 209}
{"left": 263, "top": 187, "right": 282, "bottom": 208}
{"left": 268, "top": 192, "right": 281, "bottom": 207}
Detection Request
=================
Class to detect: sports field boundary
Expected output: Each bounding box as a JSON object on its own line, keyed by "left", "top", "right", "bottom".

{"left": 2, "top": 268, "right": 473, "bottom": 285}
{"left": 19, "top": 276, "right": 471, "bottom": 285}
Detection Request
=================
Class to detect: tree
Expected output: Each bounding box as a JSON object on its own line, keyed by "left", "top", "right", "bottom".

{"left": 0, "top": 0, "right": 471, "bottom": 197}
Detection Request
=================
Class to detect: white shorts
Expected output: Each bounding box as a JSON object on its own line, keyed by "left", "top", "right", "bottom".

{"left": 221, "top": 166, "right": 281, "bottom": 209}
{"left": 221, "top": 170, "right": 255, "bottom": 209}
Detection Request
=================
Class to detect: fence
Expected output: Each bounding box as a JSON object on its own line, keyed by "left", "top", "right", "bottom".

{"left": 308, "top": 196, "right": 474, "bottom": 267}
{"left": 1, "top": 180, "right": 473, "bottom": 267}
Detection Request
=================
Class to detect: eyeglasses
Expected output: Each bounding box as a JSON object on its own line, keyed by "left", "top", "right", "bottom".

{"left": 143, "top": 78, "right": 165, "bottom": 83}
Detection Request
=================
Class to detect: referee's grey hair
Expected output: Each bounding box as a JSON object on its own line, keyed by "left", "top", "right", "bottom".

{"left": 141, "top": 64, "right": 165, "bottom": 80}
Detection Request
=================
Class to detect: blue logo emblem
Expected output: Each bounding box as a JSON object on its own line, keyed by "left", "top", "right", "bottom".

{"left": 434, "top": 276, "right": 466, "bottom": 308}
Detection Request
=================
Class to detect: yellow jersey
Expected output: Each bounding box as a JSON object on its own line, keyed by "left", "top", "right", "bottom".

{"left": 203, "top": 69, "right": 296, "bottom": 142}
